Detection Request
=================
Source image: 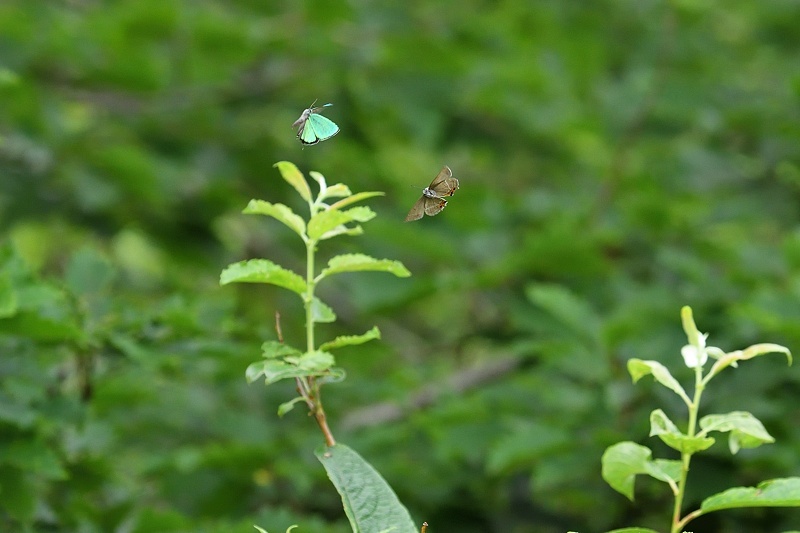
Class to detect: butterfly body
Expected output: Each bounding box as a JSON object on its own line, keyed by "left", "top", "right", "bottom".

{"left": 292, "top": 101, "right": 340, "bottom": 145}
{"left": 422, "top": 187, "right": 439, "bottom": 198}
{"left": 405, "top": 166, "right": 459, "bottom": 222}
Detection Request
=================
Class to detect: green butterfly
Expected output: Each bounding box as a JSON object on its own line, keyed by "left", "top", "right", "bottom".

{"left": 292, "top": 101, "right": 340, "bottom": 145}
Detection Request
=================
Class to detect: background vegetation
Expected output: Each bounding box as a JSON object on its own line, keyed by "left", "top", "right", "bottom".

{"left": 2, "top": 1, "right": 800, "bottom": 532}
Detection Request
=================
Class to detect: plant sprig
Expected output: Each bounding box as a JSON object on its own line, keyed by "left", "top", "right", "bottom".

{"left": 220, "top": 161, "right": 410, "bottom": 445}
{"left": 601, "top": 306, "right": 798, "bottom": 533}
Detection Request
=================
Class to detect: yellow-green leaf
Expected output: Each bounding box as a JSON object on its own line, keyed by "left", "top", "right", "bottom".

{"left": 628, "top": 359, "right": 689, "bottom": 402}
{"left": 243, "top": 200, "right": 306, "bottom": 238}
{"left": 308, "top": 210, "right": 355, "bottom": 240}
{"left": 328, "top": 191, "right": 384, "bottom": 210}
{"left": 320, "top": 183, "right": 352, "bottom": 201}
{"left": 274, "top": 161, "right": 312, "bottom": 203}
{"left": 311, "top": 297, "right": 336, "bottom": 323}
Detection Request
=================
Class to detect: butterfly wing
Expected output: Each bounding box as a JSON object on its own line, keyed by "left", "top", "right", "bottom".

{"left": 429, "top": 166, "right": 459, "bottom": 196}
{"left": 297, "top": 119, "right": 320, "bottom": 144}
{"left": 423, "top": 196, "right": 447, "bottom": 217}
{"left": 405, "top": 196, "right": 427, "bottom": 222}
{"left": 305, "top": 113, "right": 340, "bottom": 143}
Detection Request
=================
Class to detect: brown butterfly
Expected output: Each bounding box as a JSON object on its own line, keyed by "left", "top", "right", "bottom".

{"left": 404, "top": 166, "right": 459, "bottom": 222}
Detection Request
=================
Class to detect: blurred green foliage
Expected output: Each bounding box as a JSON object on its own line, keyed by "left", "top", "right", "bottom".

{"left": 2, "top": 1, "right": 800, "bottom": 532}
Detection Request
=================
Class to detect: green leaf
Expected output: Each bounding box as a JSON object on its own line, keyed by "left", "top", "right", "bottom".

{"left": 317, "top": 366, "right": 347, "bottom": 385}
{"left": 627, "top": 359, "right": 689, "bottom": 401}
{"left": 712, "top": 343, "right": 793, "bottom": 376}
{"left": 739, "top": 343, "right": 791, "bottom": 365}
{"left": 245, "top": 351, "right": 335, "bottom": 384}
{"left": 309, "top": 170, "right": 327, "bottom": 191}
{"left": 261, "top": 341, "right": 302, "bottom": 359}
{"left": 307, "top": 209, "right": 357, "bottom": 241}
{"left": 243, "top": 200, "right": 306, "bottom": 238}
{"left": 650, "top": 409, "right": 715, "bottom": 453}
{"left": 328, "top": 191, "right": 385, "bottom": 210}
{"left": 307, "top": 207, "right": 376, "bottom": 241}
{"left": 220, "top": 259, "right": 306, "bottom": 296}
{"left": 274, "top": 161, "right": 312, "bottom": 203}
{"left": 341, "top": 206, "right": 378, "bottom": 222}
{"left": 286, "top": 350, "right": 335, "bottom": 372}
{"left": 246, "top": 359, "right": 289, "bottom": 383}
{"left": 320, "top": 326, "right": 381, "bottom": 352}
{"left": 681, "top": 305, "right": 703, "bottom": 347}
{"left": 699, "top": 411, "right": 774, "bottom": 454}
{"left": 601, "top": 441, "right": 680, "bottom": 501}
{"left": 652, "top": 459, "right": 682, "bottom": 483}
{"left": 277, "top": 397, "right": 306, "bottom": 417}
{"left": 319, "top": 224, "right": 365, "bottom": 241}
{"left": 316, "top": 443, "right": 417, "bottom": 533}
{"left": 700, "top": 477, "right": 800, "bottom": 512}
{"left": 318, "top": 254, "right": 411, "bottom": 281}
{"left": 311, "top": 297, "right": 337, "bottom": 323}
{"left": 319, "top": 182, "right": 352, "bottom": 201}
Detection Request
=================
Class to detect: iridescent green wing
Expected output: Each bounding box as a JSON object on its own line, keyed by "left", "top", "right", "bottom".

{"left": 297, "top": 117, "right": 319, "bottom": 144}
{"left": 308, "top": 113, "right": 339, "bottom": 141}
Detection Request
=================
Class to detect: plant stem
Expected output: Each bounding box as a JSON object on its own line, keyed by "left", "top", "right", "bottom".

{"left": 305, "top": 239, "right": 315, "bottom": 354}
{"left": 313, "top": 390, "right": 336, "bottom": 447}
{"left": 671, "top": 365, "right": 705, "bottom": 533}
{"left": 303, "top": 235, "right": 336, "bottom": 447}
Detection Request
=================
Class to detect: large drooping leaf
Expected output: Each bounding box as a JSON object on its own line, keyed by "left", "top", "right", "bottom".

{"left": 316, "top": 443, "right": 417, "bottom": 533}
